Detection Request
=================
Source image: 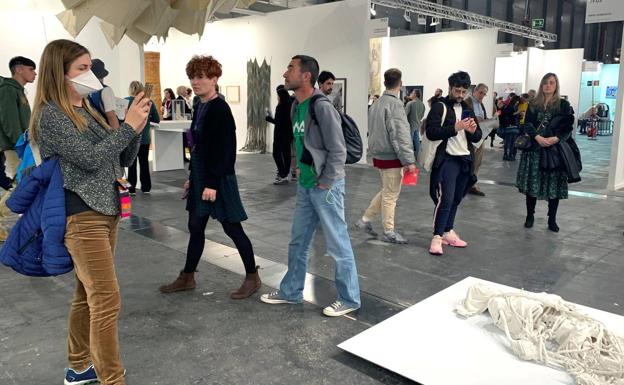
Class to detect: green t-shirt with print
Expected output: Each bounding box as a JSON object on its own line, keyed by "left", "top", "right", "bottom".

{"left": 293, "top": 98, "right": 317, "bottom": 188}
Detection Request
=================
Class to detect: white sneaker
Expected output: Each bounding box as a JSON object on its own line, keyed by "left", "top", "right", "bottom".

{"left": 322, "top": 301, "right": 359, "bottom": 317}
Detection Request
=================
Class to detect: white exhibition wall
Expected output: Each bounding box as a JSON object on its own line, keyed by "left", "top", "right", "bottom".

{"left": 386, "top": 28, "right": 498, "bottom": 116}
{"left": 0, "top": 0, "right": 141, "bottom": 106}
{"left": 495, "top": 47, "right": 584, "bottom": 117}
{"left": 145, "top": 0, "right": 370, "bottom": 154}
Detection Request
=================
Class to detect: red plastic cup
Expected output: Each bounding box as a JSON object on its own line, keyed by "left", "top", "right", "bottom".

{"left": 402, "top": 168, "right": 419, "bottom": 186}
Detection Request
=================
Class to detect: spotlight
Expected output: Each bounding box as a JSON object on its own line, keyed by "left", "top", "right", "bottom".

{"left": 417, "top": 14, "right": 427, "bottom": 25}
{"left": 403, "top": 10, "right": 411, "bottom": 22}
{"left": 370, "top": 4, "right": 377, "bottom": 16}
{"left": 430, "top": 17, "right": 440, "bottom": 26}
{"left": 535, "top": 40, "right": 545, "bottom": 48}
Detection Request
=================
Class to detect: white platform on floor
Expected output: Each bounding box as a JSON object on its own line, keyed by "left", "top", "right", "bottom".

{"left": 151, "top": 120, "right": 191, "bottom": 172}
{"left": 338, "top": 277, "right": 624, "bottom": 385}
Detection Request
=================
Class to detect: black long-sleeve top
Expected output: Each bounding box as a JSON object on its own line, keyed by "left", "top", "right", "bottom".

{"left": 191, "top": 97, "right": 236, "bottom": 190}
{"left": 266, "top": 98, "right": 294, "bottom": 142}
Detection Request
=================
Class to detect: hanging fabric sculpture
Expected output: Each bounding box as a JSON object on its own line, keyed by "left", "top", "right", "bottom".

{"left": 242, "top": 58, "right": 270, "bottom": 153}
{"left": 456, "top": 284, "right": 624, "bottom": 385}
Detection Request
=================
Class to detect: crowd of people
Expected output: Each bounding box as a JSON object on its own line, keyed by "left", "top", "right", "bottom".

{"left": 0, "top": 34, "right": 580, "bottom": 384}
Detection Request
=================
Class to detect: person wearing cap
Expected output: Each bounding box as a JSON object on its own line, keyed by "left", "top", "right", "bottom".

{"left": 0, "top": 56, "right": 36, "bottom": 189}
{"left": 90, "top": 58, "right": 120, "bottom": 129}
{"left": 265, "top": 84, "right": 294, "bottom": 184}
{"left": 0, "top": 56, "right": 37, "bottom": 241}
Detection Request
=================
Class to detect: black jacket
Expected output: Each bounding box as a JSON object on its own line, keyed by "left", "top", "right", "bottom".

{"left": 266, "top": 96, "right": 294, "bottom": 142}
{"left": 425, "top": 96, "right": 482, "bottom": 172}
{"left": 191, "top": 98, "right": 236, "bottom": 190}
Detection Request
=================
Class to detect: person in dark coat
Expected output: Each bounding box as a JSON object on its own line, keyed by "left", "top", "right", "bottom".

{"left": 159, "top": 55, "right": 260, "bottom": 299}
{"left": 500, "top": 93, "right": 520, "bottom": 160}
{"left": 266, "top": 84, "right": 294, "bottom": 184}
{"left": 516, "top": 73, "right": 574, "bottom": 232}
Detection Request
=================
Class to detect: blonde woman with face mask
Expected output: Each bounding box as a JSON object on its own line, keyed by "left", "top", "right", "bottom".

{"left": 30, "top": 39, "right": 150, "bottom": 385}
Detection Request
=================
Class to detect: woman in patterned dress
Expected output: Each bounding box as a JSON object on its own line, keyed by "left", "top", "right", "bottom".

{"left": 516, "top": 73, "right": 574, "bottom": 232}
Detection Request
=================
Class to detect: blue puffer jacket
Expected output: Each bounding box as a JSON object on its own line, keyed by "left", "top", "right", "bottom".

{"left": 0, "top": 158, "right": 72, "bottom": 276}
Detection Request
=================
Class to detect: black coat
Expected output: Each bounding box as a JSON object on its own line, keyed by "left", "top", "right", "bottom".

{"left": 190, "top": 97, "right": 236, "bottom": 190}
{"left": 266, "top": 96, "right": 294, "bottom": 143}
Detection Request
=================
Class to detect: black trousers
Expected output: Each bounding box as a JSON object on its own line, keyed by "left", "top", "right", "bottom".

{"left": 128, "top": 144, "right": 151, "bottom": 193}
{"left": 431, "top": 157, "right": 472, "bottom": 236}
{"left": 0, "top": 152, "right": 12, "bottom": 190}
{"left": 183, "top": 210, "right": 257, "bottom": 274}
{"left": 272, "top": 138, "right": 291, "bottom": 179}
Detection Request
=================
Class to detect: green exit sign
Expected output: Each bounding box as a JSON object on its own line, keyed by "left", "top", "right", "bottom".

{"left": 532, "top": 19, "right": 545, "bottom": 28}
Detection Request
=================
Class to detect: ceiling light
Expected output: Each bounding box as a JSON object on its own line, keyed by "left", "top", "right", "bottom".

{"left": 403, "top": 10, "right": 411, "bottom": 22}
{"left": 535, "top": 40, "right": 545, "bottom": 48}
{"left": 430, "top": 17, "right": 440, "bottom": 26}
{"left": 370, "top": 4, "right": 376, "bottom": 16}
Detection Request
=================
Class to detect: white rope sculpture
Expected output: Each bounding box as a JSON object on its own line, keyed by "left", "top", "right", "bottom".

{"left": 456, "top": 284, "right": 624, "bottom": 385}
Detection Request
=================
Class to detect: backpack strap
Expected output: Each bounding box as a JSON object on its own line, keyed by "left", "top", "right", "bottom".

{"left": 439, "top": 101, "right": 447, "bottom": 127}
{"left": 308, "top": 94, "right": 331, "bottom": 125}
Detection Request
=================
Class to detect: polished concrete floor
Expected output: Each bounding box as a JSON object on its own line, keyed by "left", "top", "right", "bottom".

{"left": 1, "top": 133, "right": 623, "bottom": 384}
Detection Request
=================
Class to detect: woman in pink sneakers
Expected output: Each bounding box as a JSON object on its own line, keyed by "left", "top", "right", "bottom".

{"left": 425, "top": 71, "right": 482, "bottom": 255}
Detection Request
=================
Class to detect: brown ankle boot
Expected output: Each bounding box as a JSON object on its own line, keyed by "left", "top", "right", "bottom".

{"left": 230, "top": 267, "right": 261, "bottom": 300}
{"left": 159, "top": 271, "right": 196, "bottom": 293}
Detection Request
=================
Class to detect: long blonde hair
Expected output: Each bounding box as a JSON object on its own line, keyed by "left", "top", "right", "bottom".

{"left": 30, "top": 39, "right": 110, "bottom": 143}
{"left": 531, "top": 72, "right": 561, "bottom": 111}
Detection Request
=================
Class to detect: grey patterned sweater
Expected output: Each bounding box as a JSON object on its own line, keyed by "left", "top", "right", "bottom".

{"left": 37, "top": 103, "right": 141, "bottom": 216}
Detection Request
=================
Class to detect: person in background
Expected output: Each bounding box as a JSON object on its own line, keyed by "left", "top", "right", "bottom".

{"left": 126, "top": 81, "right": 160, "bottom": 195}
{"left": 517, "top": 73, "right": 573, "bottom": 233}
{"left": 405, "top": 89, "right": 426, "bottom": 158}
{"left": 159, "top": 55, "right": 260, "bottom": 300}
{"left": 0, "top": 55, "right": 37, "bottom": 241}
{"left": 500, "top": 94, "right": 520, "bottom": 161}
{"left": 89, "top": 59, "right": 120, "bottom": 129}
{"left": 32, "top": 39, "right": 150, "bottom": 385}
{"left": 317, "top": 70, "right": 343, "bottom": 112}
{"left": 161, "top": 88, "right": 174, "bottom": 120}
{"left": 467, "top": 83, "right": 489, "bottom": 196}
{"left": 176, "top": 85, "right": 192, "bottom": 161}
{"left": 490, "top": 96, "right": 505, "bottom": 147}
{"left": 266, "top": 84, "right": 294, "bottom": 185}
{"left": 528, "top": 89, "right": 537, "bottom": 99}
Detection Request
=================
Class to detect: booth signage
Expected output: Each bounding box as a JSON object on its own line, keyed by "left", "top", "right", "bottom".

{"left": 587, "top": 81, "right": 593, "bottom": 86}
{"left": 369, "top": 18, "right": 389, "bottom": 38}
{"left": 531, "top": 19, "right": 544, "bottom": 28}
{"left": 586, "top": 0, "right": 624, "bottom": 24}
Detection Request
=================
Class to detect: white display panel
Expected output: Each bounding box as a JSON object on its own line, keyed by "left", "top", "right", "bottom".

{"left": 339, "top": 277, "right": 624, "bottom": 385}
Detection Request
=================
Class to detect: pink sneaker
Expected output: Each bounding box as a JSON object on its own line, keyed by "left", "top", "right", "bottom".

{"left": 429, "top": 235, "right": 443, "bottom": 255}
{"left": 442, "top": 230, "right": 468, "bottom": 248}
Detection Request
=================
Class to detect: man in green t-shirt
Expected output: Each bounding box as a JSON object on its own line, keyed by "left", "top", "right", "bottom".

{"left": 261, "top": 55, "right": 360, "bottom": 317}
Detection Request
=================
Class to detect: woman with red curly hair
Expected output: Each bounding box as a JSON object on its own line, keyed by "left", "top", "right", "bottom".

{"left": 159, "top": 56, "right": 261, "bottom": 299}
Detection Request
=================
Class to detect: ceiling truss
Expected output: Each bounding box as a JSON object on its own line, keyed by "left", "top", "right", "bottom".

{"left": 371, "top": 0, "right": 558, "bottom": 42}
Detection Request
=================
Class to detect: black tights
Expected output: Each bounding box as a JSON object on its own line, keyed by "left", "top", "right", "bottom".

{"left": 526, "top": 195, "right": 559, "bottom": 219}
{"left": 183, "top": 211, "right": 257, "bottom": 274}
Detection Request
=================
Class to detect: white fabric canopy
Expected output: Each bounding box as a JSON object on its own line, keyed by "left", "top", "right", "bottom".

{"left": 56, "top": 0, "right": 257, "bottom": 47}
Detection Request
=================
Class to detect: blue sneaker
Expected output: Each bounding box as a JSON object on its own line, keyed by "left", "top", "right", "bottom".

{"left": 64, "top": 364, "right": 98, "bottom": 385}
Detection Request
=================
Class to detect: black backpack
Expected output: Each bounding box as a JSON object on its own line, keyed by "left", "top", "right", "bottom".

{"left": 309, "top": 94, "right": 362, "bottom": 164}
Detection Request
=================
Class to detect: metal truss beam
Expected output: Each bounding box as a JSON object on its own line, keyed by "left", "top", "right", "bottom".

{"left": 371, "top": 0, "right": 558, "bottom": 42}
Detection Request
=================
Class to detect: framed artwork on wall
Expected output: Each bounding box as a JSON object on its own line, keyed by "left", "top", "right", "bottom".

{"left": 226, "top": 86, "right": 240, "bottom": 103}
{"left": 329, "top": 78, "right": 347, "bottom": 114}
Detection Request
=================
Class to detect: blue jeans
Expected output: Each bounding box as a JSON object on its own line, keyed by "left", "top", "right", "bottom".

{"left": 412, "top": 129, "right": 421, "bottom": 157}
{"left": 279, "top": 179, "right": 361, "bottom": 307}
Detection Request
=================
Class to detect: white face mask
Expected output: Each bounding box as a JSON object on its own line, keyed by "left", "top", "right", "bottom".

{"left": 68, "top": 70, "right": 103, "bottom": 97}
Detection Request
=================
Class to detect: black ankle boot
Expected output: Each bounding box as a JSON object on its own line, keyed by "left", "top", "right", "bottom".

{"left": 548, "top": 217, "right": 559, "bottom": 232}
{"left": 547, "top": 199, "right": 559, "bottom": 232}
{"left": 525, "top": 195, "right": 536, "bottom": 229}
{"left": 524, "top": 214, "right": 534, "bottom": 228}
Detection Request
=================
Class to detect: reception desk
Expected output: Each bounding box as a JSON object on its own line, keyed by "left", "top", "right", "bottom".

{"left": 151, "top": 120, "right": 191, "bottom": 172}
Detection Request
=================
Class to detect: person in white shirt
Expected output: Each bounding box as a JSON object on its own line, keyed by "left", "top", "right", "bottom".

{"left": 90, "top": 59, "right": 120, "bottom": 129}
{"left": 424, "top": 71, "right": 482, "bottom": 256}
